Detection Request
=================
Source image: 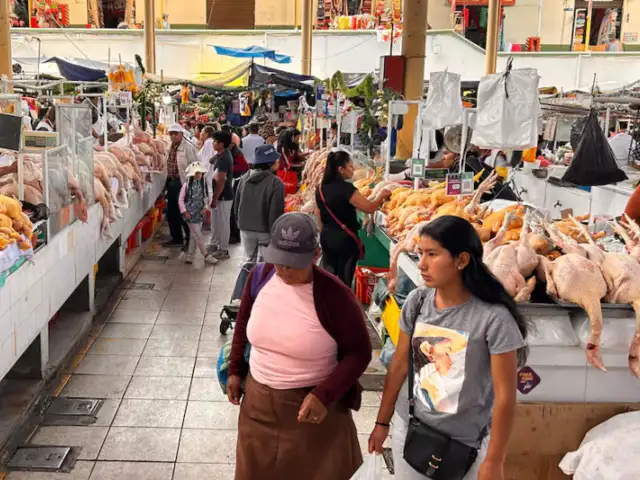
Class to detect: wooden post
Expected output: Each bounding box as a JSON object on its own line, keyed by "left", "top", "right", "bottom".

{"left": 0, "top": 0, "right": 13, "bottom": 88}
{"left": 395, "top": 0, "right": 428, "bottom": 160}
{"left": 301, "top": 0, "right": 313, "bottom": 75}
{"left": 144, "top": 0, "right": 156, "bottom": 73}
{"left": 485, "top": 0, "right": 501, "bottom": 75}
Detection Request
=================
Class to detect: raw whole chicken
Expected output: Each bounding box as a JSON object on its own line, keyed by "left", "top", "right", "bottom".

{"left": 535, "top": 217, "right": 609, "bottom": 372}
{"left": 94, "top": 177, "right": 113, "bottom": 235}
{"left": 0, "top": 181, "right": 44, "bottom": 205}
{"left": 483, "top": 210, "right": 538, "bottom": 303}
{"left": 564, "top": 217, "right": 640, "bottom": 377}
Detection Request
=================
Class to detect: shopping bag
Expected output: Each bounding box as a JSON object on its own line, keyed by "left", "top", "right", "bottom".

{"left": 277, "top": 169, "right": 298, "bottom": 195}
{"left": 472, "top": 58, "right": 541, "bottom": 150}
{"left": 422, "top": 71, "right": 463, "bottom": 130}
{"left": 562, "top": 109, "right": 628, "bottom": 186}
{"left": 350, "top": 454, "right": 385, "bottom": 480}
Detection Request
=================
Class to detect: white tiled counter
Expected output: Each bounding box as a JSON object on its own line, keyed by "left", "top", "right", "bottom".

{"left": 0, "top": 172, "right": 166, "bottom": 382}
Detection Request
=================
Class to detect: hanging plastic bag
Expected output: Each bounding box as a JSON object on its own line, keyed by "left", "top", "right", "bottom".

{"left": 472, "top": 58, "right": 541, "bottom": 150}
{"left": 570, "top": 115, "right": 588, "bottom": 150}
{"left": 562, "top": 109, "right": 628, "bottom": 186}
{"left": 350, "top": 454, "right": 385, "bottom": 480}
{"left": 422, "top": 71, "right": 463, "bottom": 130}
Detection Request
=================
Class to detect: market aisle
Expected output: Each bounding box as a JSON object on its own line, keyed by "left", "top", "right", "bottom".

{"left": 6, "top": 239, "right": 391, "bottom": 480}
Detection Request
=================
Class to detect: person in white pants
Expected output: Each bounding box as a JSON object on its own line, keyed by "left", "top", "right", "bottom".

{"left": 207, "top": 130, "right": 235, "bottom": 260}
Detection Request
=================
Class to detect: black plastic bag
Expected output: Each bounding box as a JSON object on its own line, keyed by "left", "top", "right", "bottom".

{"left": 562, "top": 109, "right": 628, "bottom": 187}
{"left": 570, "top": 115, "right": 588, "bottom": 150}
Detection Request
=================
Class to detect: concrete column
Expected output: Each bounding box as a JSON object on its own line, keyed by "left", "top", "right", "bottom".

{"left": 301, "top": 0, "right": 313, "bottom": 75}
{"left": 396, "top": 0, "right": 428, "bottom": 160}
{"left": 485, "top": 0, "right": 501, "bottom": 75}
{"left": 0, "top": 0, "right": 13, "bottom": 87}
{"left": 144, "top": 0, "right": 157, "bottom": 73}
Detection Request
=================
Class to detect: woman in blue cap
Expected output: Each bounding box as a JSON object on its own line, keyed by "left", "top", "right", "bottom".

{"left": 234, "top": 144, "right": 286, "bottom": 261}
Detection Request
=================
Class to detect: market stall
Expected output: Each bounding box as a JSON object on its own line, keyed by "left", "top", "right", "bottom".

{"left": 297, "top": 66, "right": 640, "bottom": 412}
{"left": 0, "top": 74, "right": 169, "bottom": 385}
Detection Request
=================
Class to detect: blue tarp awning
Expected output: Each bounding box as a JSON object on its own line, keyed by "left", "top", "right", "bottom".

{"left": 212, "top": 45, "right": 292, "bottom": 65}
{"left": 45, "top": 57, "right": 106, "bottom": 81}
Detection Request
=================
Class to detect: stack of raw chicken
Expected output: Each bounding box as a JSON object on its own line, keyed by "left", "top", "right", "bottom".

{"left": 0, "top": 126, "right": 169, "bottom": 236}
{"left": 0, "top": 195, "right": 34, "bottom": 251}
{"left": 365, "top": 173, "right": 640, "bottom": 378}
{"left": 298, "top": 147, "right": 375, "bottom": 214}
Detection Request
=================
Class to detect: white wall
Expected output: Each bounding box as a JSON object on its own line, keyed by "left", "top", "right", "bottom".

{"left": 10, "top": 29, "right": 640, "bottom": 91}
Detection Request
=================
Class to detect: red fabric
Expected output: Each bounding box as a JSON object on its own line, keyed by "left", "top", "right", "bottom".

{"left": 232, "top": 146, "right": 249, "bottom": 174}
{"left": 277, "top": 169, "right": 298, "bottom": 195}
{"left": 278, "top": 149, "right": 305, "bottom": 170}
{"left": 624, "top": 184, "right": 640, "bottom": 225}
{"left": 228, "top": 265, "right": 371, "bottom": 410}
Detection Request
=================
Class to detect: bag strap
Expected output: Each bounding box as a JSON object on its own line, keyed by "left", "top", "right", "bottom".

{"left": 407, "top": 290, "right": 429, "bottom": 419}
{"left": 318, "top": 185, "right": 363, "bottom": 249}
{"left": 249, "top": 263, "right": 275, "bottom": 300}
{"left": 406, "top": 290, "right": 489, "bottom": 447}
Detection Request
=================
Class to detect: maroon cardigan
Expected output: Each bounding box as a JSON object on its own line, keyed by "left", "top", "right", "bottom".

{"left": 228, "top": 264, "right": 372, "bottom": 411}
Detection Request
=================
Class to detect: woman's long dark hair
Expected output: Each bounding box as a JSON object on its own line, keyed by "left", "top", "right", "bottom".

{"left": 420, "top": 216, "right": 529, "bottom": 366}
{"left": 277, "top": 128, "right": 300, "bottom": 155}
{"left": 321, "top": 150, "right": 351, "bottom": 185}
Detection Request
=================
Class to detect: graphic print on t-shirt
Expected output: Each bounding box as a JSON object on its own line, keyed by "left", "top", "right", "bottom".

{"left": 412, "top": 323, "right": 469, "bottom": 414}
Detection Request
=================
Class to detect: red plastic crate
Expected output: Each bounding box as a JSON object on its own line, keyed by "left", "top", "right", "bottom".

{"left": 354, "top": 266, "right": 389, "bottom": 305}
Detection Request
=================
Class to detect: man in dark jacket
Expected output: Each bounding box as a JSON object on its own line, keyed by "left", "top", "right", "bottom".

{"left": 234, "top": 144, "right": 285, "bottom": 261}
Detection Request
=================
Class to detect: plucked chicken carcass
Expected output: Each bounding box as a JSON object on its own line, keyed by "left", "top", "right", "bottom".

{"left": 94, "top": 177, "right": 114, "bottom": 236}
{"left": 483, "top": 210, "right": 538, "bottom": 303}
{"left": 568, "top": 217, "right": 640, "bottom": 377}
{"left": 536, "top": 218, "right": 609, "bottom": 372}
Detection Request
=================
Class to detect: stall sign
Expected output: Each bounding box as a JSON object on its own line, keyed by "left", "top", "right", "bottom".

{"left": 410, "top": 158, "right": 426, "bottom": 178}
{"left": 424, "top": 168, "right": 448, "bottom": 180}
{"left": 446, "top": 172, "right": 474, "bottom": 196}
{"left": 623, "top": 32, "right": 639, "bottom": 43}
{"left": 517, "top": 366, "right": 541, "bottom": 394}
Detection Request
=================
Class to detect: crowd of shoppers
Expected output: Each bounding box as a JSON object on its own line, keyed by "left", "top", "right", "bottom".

{"left": 159, "top": 121, "right": 525, "bottom": 479}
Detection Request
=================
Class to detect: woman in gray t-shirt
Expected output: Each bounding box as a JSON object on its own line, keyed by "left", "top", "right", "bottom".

{"left": 368, "top": 216, "right": 528, "bottom": 480}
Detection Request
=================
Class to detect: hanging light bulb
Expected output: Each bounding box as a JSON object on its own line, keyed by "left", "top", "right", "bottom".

{"left": 161, "top": 90, "right": 172, "bottom": 105}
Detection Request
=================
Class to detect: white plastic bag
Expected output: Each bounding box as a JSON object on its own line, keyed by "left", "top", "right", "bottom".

{"left": 351, "top": 454, "right": 385, "bottom": 480}
{"left": 526, "top": 315, "right": 579, "bottom": 347}
{"left": 559, "top": 411, "right": 640, "bottom": 479}
{"left": 472, "top": 59, "right": 541, "bottom": 150}
{"left": 422, "top": 71, "right": 463, "bottom": 129}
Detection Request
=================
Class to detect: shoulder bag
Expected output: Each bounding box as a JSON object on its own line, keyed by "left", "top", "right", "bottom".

{"left": 403, "top": 293, "right": 482, "bottom": 479}
{"left": 318, "top": 185, "right": 365, "bottom": 260}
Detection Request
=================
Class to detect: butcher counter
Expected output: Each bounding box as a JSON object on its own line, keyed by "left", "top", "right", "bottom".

{"left": 0, "top": 171, "right": 167, "bottom": 384}
{"left": 358, "top": 208, "right": 640, "bottom": 405}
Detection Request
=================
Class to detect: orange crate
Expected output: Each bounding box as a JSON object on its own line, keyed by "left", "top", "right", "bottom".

{"left": 354, "top": 266, "right": 389, "bottom": 304}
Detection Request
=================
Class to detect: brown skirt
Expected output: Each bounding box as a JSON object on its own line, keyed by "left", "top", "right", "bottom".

{"left": 235, "top": 375, "right": 363, "bottom": 480}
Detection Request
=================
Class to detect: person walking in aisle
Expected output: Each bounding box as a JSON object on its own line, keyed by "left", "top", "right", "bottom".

{"left": 240, "top": 122, "right": 265, "bottom": 165}
{"left": 207, "top": 130, "right": 234, "bottom": 260}
{"left": 164, "top": 123, "right": 198, "bottom": 248}
{"left": 228, "top": 213, "right": 371, "bottom": 480}
{"left": 315, "top": 150, "right": 391, "bottom": 287}
{"left": 234, "top": 144, "right": 284, "bottom": 262}
{"left": 368, "top": 216, "right": 528, "bottom": 480}
{"left": 178, "top": 163, "right": 218, "bottom": 265}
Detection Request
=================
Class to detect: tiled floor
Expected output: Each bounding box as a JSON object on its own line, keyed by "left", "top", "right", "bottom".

{"left": 7, "top": 243, "right": 392, "bottom": 479}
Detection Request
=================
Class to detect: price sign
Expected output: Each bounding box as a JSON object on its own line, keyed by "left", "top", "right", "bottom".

{"left": 410, "top": 158, "right": 426, "bottom": 178}
{"left": 424, "top": 168, "right": 448, "bottom": 180}
{"left": 446, "top": 172, "right": 474, "bottom": 196}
